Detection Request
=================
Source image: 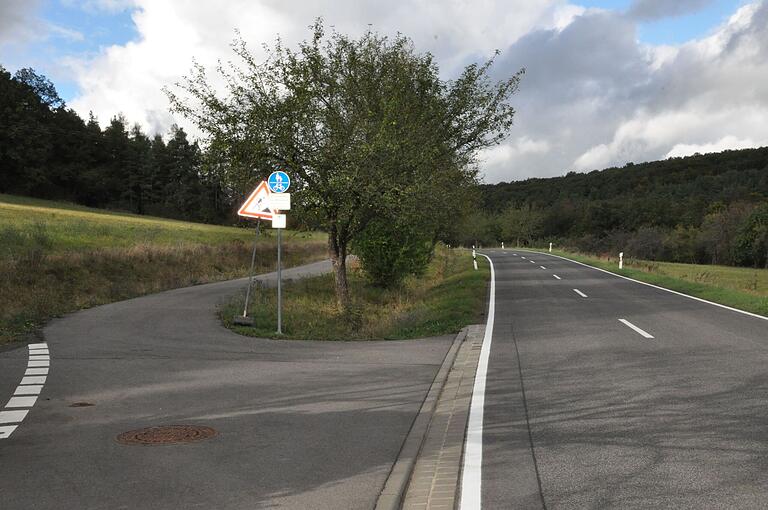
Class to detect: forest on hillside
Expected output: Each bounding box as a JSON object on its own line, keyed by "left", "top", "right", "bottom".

{"left": 0, "top": 66, "right": 230, "bottom": 223}
{"left": 3, "top": 65, "right": 768, "bottom": 269}
{"left": 457, "top": 147, "right": 768, "bottom": 267}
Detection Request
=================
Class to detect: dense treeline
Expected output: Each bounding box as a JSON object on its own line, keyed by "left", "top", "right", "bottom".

{"left": 0, "top": 66, "right": 229, "bottom": 223}
{"left": 458, "top": 148, "right": 768, "bottom": 268}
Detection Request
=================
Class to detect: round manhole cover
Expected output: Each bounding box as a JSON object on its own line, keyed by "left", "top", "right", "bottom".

{"left": 116, "top": 425, "right": 217, "bottom": 445}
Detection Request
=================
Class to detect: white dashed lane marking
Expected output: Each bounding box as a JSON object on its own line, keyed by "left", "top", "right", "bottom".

{"left": 20, "top": 376, "right": 46, "bottom": 385}
{"left": 540, "top": 266, "right": 547, "bottom": 270}
{"left": 0, "top": 342, "right": 50, "bottom": 439}
{"left": 14, "top": 385, "right": 43, "bottom": 395}
{"left": 573, "top": 289, "right": 588, "bottom": 298}
{"left": 619, "top": 319, "right": 655, "bottom": 339}
{"left": 553, "top": 275, "right": 562, "bottom": 280}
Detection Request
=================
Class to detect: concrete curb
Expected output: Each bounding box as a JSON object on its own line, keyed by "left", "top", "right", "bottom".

{"left": 374, "top": 326, "right": 470, "bottom": 510}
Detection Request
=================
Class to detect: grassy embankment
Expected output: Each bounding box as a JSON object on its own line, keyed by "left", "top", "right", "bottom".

{"left": 539, "top": 247, "right": 768, "bottom": 317}
{"left": 223, "top": 247, "right": 490, "bottom": 340}
{"left": 0, "top": 194, "right": 327, "bottom": 345}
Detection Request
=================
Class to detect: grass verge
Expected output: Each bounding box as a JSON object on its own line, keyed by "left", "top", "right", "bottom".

{"left": 0, "top": 194, "right": 327, "bottom": 345}
{"left": 222, "top": 247, "right": 490, "bottom": 340}
{"left": 540, "top": 248, "right": 768, "bottom": 317}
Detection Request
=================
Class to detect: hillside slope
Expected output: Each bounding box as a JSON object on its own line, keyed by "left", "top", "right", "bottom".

{"left": 0, "top": 194, "right": 327, "bottom": 344}
{"left": 470, "top": 147, "right": 768, "bottom": 267}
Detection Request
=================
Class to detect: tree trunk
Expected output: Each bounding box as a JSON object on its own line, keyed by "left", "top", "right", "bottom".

{"left": 328, "top": 231, "right": 350, "bottom": 309}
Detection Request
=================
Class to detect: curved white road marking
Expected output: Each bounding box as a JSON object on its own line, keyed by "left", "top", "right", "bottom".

{"left": 1, "top": 343, "right": 49, "bottom": 439}
{"left": 461, "top": 254, "right": 496, "bottom": 510}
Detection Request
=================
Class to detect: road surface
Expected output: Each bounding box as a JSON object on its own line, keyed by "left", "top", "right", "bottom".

{"left": 468, "top": 249, "right": 768, "bottom": 509}
{"left": 0, "top": 261, "right": 454, "bottom": 510}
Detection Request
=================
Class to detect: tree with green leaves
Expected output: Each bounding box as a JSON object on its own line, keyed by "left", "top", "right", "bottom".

{"left": 167, "top": 21, "right": 523, "bottom": 308}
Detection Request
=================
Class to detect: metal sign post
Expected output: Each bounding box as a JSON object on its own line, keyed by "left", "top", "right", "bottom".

{"left": 243, "top": 221, "right": 261, "bottom": 317}
{"left": 234, "top": 221, "right": 261, "bottom": 326}
{"left": 277, "top": 226, "right": 282, "bottom": 334}
{"left": 267, "top": 171, "right": 291, "bottom": 335}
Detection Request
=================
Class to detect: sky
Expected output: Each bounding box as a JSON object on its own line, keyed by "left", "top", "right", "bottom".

{"left": 1, "top": 0, "right": 766, "bottom": 183}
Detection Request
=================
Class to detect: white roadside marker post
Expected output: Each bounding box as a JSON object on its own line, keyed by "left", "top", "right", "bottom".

{"left": 549, "top": 242, "right": 553, "bottom": 253}
{"left": 501, "top": 242, "right": 504, "bottom": 250}
{"left": 619, "top": 251, "right": 624, "bottom": 269}
{"left": 473, "top": 248, "right": 478, "bottom": 270}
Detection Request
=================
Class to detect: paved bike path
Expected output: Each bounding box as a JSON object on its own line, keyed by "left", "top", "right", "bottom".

{"left": 0, "top": 261, "right": 454, "bottom": 510}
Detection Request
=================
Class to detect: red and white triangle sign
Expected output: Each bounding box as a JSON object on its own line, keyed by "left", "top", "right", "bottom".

{"left": 237, "top": 181, "right": 274, "bottom": 220}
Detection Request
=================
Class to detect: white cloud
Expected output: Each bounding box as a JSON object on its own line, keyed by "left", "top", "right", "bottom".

{"left": 627, "top": 0, "right": 713, "bottom": 21}
{"left": 0, "top": 0, "right": 42, "bottom": 47}
{"left": 61, "top": 0, "right": 137, "bottom": 14}
{"left": 57, "top": 0, "right": 768, "bottom": 183}
{"left": 479, "top": 137, "right": 551, "bottom": 172}
{"left": 568, "top": 2, "right": 768, "bottom": 172}
{"left": 46, "top": 22, "right": 84, "bottom": 42}
{"left": 66, "top": 0, "right": 566, "bottom": 137}
{"left": 666, "top": 136, "right": 765, "bottom": 158}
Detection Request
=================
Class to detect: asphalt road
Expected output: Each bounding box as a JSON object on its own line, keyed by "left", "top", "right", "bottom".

{"left": 476, "top": 249, "right": 768, "bottom": 509}
{"left": 0, "top": 261, "right": 454, "bottom": 510}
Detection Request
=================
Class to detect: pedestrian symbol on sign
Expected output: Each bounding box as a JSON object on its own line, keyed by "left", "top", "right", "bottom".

{"left": 268, "top": 171, "right": 290, "bottom": 193}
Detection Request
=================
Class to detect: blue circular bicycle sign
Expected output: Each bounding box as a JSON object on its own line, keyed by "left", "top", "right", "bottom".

{"left": 268, "top": 171, "right": 290, "bottom": 193}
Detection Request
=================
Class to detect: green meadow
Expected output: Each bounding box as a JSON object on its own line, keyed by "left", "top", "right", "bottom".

{"left": 547, "top": 249, "right": 768, "bottom": 317}
{"left": 223, "top": 247, "right": 490, "bottom": 340}
{"left": 0, "top": 194, "right": 327, "bottom": 344}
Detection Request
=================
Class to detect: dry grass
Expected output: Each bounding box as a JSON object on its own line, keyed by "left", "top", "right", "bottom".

{"left": 0, "top": 194, "right": 327, "bottom": 344}
{"left": 222, "top": 247, "right": 490, "bottom": 340}
{"left": 554, "top": 250, "right": 768, "bottom": 297}
{"left": 546, "top": 248, "right": 768, "bottom": 317}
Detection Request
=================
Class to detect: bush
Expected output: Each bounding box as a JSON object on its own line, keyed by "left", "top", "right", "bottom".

{"left": 733, "top": 204, "right": 768, "bottom": 268}
{"left": 354, "top": 218, "right": 433, "bottom": 288}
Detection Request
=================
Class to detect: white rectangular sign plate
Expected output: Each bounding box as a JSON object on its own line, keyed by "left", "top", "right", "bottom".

{"left": 269, "top": 193, "right": 291, "bottom": 211}
{"left": 271, "top": 214, "right": 286, "bottom": 229}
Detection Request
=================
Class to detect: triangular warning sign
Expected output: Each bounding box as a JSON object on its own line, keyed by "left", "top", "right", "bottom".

{"left": 237, "top": 181, "right": 273, "bottom": 220}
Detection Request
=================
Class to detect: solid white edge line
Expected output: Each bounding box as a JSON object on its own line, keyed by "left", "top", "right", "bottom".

{"left": 573, "top": 289, "right": 588, "bottom": 298}
{"left": 525, "top": 250, "right": 768, "bottom": 322}
{"left": 619, "top": 319, "right": 654, "bottom": 339}
{"left": 460, "top": 253, "right": 495, "bottom": 510}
